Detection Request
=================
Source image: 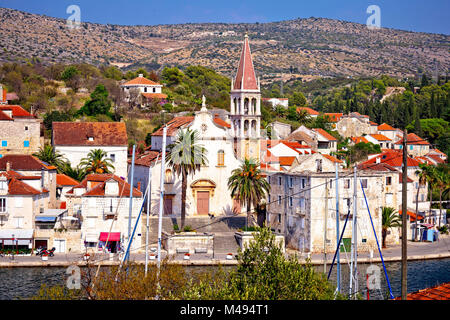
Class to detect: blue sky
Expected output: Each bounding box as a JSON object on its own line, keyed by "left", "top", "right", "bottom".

{"left": 0, "top": 0, "right": 448, "bottom": 34}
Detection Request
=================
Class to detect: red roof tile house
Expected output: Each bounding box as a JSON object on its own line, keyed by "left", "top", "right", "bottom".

{"left": 120, "top": 74, "right": 167, "bottom": 107}
{"left": 65, "top": 173, "right": 143, "bottom": 253}
{"left": 0, "top": 154, "right": 58, "bottom": 208}
{"left": 393, "top": 133, "right": 431, "bottom": 157}
{"left": 365, "top": 133, "right": 393, "bottom": 149}
{"left": 0, "top": 170, "right": 52, "bottom": 250}
{"left": 52, "top": 122, "right": 128, "bottom": 178}
{"left": 0, "top": 104, "right": 42, "bottom": 157}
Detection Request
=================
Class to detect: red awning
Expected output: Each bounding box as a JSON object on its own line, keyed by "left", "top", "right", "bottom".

{"left": 99, "top": 232, "right": 121, "bottom": 242}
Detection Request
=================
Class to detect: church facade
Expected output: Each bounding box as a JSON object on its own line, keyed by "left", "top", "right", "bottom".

{"left": 134, "top": 35, "right": 263, "bottom": 218}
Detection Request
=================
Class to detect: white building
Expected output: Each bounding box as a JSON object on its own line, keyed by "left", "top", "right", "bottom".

{"left": 65, "top": 173, "right": 143, "bottom": 253}
{"left": 52, "top": 122, "right": 128, "bottom": 178}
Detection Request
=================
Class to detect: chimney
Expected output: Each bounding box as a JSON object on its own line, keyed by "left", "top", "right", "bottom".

{"left": 376, "top": 157, "right": 381, "bottom": 164}
{"left": 138, "top": 73, "right": 143, "bottom": 78}
{"left": 41, "top": 168, "right": 45, "bottom": 190}
{"left": 137, "top": 181, "right": 141, "bottom": 191}
{"left": 6, "top": 161, "right": 11, "bottom": 172}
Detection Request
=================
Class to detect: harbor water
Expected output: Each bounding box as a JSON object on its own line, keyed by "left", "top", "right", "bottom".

{"left": 0, "top": 258, "right": 449, "bottom": 300}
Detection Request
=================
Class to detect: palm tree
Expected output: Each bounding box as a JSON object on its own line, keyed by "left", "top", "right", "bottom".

{"left": 434, "top": 164, "right": 450, "bottom": 228}
{"left": 227, "top": 158, "right": 271, "bottom": 228}
{"left": 166, "top": 128, "right": 208, "bottom": 229}
{"left": 33, "top": 144, "right": 67, "bottom": 172}
{"left": 381, "top": 207, "right": 402, "bottom": 248}
{"left": 61, "top": 162, "right": 87, "bottom": 182}
{"left": 79, "top": 149, "right": 115, "bottom": 174}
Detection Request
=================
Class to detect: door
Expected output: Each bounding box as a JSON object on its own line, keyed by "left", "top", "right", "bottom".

{"left": 197, "top": 191, "right": 209, "bottom": 215}
{"left": 54, "top": 239, "right": 66, "bottom": 253}
{"left": 35, "top": 239, "right": 48, "bottom": 250}
{"left": 163, "top": 196, "right": 173, "bottom": 215}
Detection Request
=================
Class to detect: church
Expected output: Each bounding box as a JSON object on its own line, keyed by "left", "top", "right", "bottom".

{"left": 132, "top": 34, "right": 263, "bottom": 218}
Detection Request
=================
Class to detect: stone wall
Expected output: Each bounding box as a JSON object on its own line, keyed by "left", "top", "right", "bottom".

{"left": 0, "top": 119, "right": 41, "bottom": 155}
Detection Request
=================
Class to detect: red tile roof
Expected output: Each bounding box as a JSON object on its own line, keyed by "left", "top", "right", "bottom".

{"left": 152, "top": 116, "right": 194, "bottom": 137}
{"left": 0, "top": 110, "right": 13, "bottom": 121}
{"left": 313, "top": 128, "right": 337, "bottom": 141}
{"left": 324, "top": 113, "right": 343, "bottom": 122}
{"left": 56, "top": 174, "right": 79, "bottom": 186}
{"left": 352, "top": 136, "right": 369, "bottom": 144}
{"left": 123, "top": 76, "right": 161, "bottom": 86}
{"left": 131, "top": 151, "right": 161, "bottom": 167}
{"left": 52, "top": 122, "right": 128, "bottom": 146}
{"left": 395, "top": 133, "right": 430, "bottom": 145}
{"left": 233, "top": 35, "right": 258, "bottom": 91}
{"left": 425, "top": 154, "right": 445, "bottom": 164}
{"left": 0, "top": 105, "right": 35, "bottom": 118}
{"left": 399, "top": 210, "right": 424, "bottom": 222}
{"left": 142, "top": 92, "right": 167, "bottom": 100}
{"left": 213, "top": 115, "right": 231, "bottom": 128}
{"left": 6, "top": 177, "right": 47, "bottom": 195}
{"left": 322, "top": 154, "right": 343, "bottom": 163}
{"left": 394, "top": 282, "right": 450, "bottom": 300}
{"left": 68, "top": 174, "right": 142, "bottom": 197}
{"left": 297, "top": 107, "right": 319, "bottom": 116}
{"left": 0, "top": 155, "right": 57, "bottom": 171}
{"left": 361, "top": 150, "right": 420, "bottom": 168}
{"left": 377, "top": 123, "right": 396, "bottom": 131}
{"left": 279, "top": 156, "right": 296, "bottom": 166}
{"left": 369, "top": 134, "right": 392, "bottom": 141}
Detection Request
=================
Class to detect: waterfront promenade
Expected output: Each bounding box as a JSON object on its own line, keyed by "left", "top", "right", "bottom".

{"left": 1, "top": 235, "right": 449, "bottom": 268}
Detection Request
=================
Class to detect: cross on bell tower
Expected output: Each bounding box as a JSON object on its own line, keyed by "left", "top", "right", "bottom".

{"left": 230, "top": 33, "right": 261, "bottom": 161}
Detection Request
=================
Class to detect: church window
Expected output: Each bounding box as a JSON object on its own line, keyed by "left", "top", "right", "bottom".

{"left": 217, "top": 150, "right": 225, "bottom": 166}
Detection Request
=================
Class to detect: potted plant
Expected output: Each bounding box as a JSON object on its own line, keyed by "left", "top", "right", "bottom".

{"left": 41, "top": 253, "right": 49, "bottom": 261}
{"left": 184, "top": 253, "right": 190, "bottom": 260}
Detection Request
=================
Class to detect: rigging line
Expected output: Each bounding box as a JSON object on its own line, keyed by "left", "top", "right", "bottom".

{"left": 69, "top": 150, "right": 430, "bottom": 268}
{"left": 359, "top": 178, "right": 394, "bottom": 300}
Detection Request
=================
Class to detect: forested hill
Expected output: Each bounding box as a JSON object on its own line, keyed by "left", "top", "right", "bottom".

{"left": 0, "top": 7, "right": 449, "bottom": 81}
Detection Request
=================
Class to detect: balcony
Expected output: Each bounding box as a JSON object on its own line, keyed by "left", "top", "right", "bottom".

{"left": 103, "top": 208, "right": 117, "bottom": 220}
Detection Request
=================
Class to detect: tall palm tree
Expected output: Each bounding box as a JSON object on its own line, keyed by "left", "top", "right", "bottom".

{"left": 166, "top": 128, "right": 208, "bottom": 229}
{"left": 228, "top": 158, "right": 271, "bottom": 228}
{"left": 33, "top": 144, "right": 67, "bottom": 172}
{"left": 381, "top": 207, "right": 402, "bottom": 249}
{"left": 79, "top": 149, "right": 115, "bottom": 174}
{"left": 434, "top": 164, "right": 450, "bottom": 228}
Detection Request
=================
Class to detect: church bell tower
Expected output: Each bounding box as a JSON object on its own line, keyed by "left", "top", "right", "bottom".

{"left": 229, "top": 34, "right": 261, "bottom": 161}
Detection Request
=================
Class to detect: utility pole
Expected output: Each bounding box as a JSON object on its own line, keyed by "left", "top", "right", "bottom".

{"left": 350, "top": 165, "right": 358, "bottom": 299}
{"left": 156, "top": 125, "right": 167, "bottom": 294}
{"left": 127, "top": 144, "right": 136, "bottom": 262}
{"left": 335, "top": 162, "right": 341, "bottom": 293}
{"left": 401, "top": 130, "right": 408, "bottom": 300}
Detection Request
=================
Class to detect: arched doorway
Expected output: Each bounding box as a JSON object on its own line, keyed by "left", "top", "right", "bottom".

{"left": 191, "top": 179, "right": 216, "bottom": 215}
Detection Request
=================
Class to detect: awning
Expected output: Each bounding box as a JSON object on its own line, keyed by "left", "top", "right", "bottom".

{"left": 0, "top": 229, "right": 34, "bottom": 245}
{"left": 35, "top": 209, "right": 68, "bottom": 223}
{"left": 99, "top": 232, "right": 121, "bottom": 242}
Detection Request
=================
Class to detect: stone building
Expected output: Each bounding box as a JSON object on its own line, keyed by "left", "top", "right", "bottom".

{"left": 335, "top": 112, "right": 371, "bottom": 138}
{"left": 52, "top": 122, "right": 129, "bottom": 178}
{"left": 121, "top": 74, "right": 167, "bottom": 107}
{"left": 65, "top": 173, "right": 143, "bottom": 253}
{"left": 0, "top": 105, "right": 42, "bottom": 157}
{"left": 266, "top": 169, "right": 386, "bottom": 254}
